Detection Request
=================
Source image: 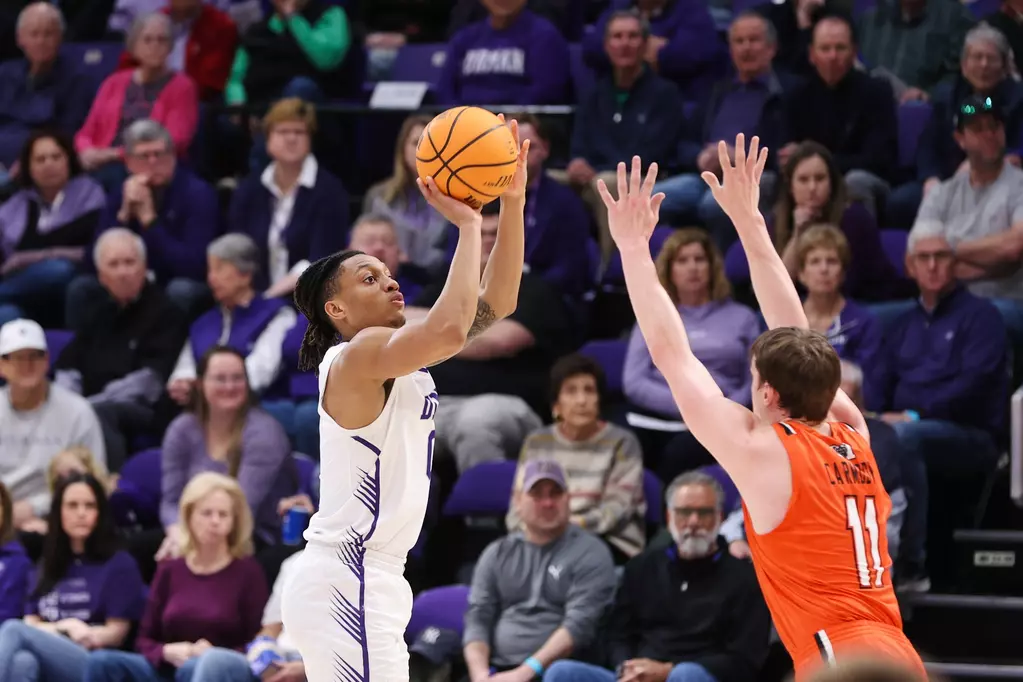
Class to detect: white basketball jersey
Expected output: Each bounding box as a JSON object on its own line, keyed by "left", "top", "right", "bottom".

{"left": 304, "top": 342, "right": 437, "bottom": 558}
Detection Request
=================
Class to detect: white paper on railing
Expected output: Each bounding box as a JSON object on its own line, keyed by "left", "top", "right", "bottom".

{"left": 625, "top": 412, "right": 689, "bottom": 433}
{"left": 369, "top": 82, "right": 429, "bottom": 110}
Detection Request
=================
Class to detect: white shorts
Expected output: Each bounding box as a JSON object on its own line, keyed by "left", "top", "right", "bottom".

{"left": 281, "top": 541, "right": 414, "bottom": 682}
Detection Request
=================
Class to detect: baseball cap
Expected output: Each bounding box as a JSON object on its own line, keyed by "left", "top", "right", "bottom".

{"left": 0, "top": 319, "right": 47, "bottom": 356}
{"left": 521, "top": 459, "right": 567, "bottom": 493}
{"left": 408, "top": 626, "right": 461, "bottom": 665}
{"left": 954, "top": 95, "right": 1004, "bottom": 130}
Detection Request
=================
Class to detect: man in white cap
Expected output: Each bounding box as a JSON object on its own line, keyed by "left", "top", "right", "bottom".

{"left": 0, "top": 319, "right": 106, "bottom": 534}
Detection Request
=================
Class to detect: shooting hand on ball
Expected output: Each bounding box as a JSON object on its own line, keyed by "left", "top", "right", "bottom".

{"left": 498, "top": 114, "right": 530, "bottom": 202}
{"left": 417, "top": 176, "right": 482, "bottom": 230}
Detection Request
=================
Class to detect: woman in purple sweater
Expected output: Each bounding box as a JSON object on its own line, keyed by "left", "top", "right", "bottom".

{"left": 155, "top": 347, "right": 295, "bottom": 563}
{"left": 83, "top": 473, "right": 268, "bottom": 682}
{"left": 725, "top": 142, "right": 910, "bottom": 301}
{"left": 795, "top": 224, "right": 883, "bottom": 393}
{"left": 0, "top": 474, "right": 143, "bottom": 682}
{"left": 622, "top": 228, "right": 761, "bottom": 482}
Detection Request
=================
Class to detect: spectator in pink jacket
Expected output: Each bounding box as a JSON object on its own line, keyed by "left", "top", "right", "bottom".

{"left": 74, "top": 12, "right": 198, "bottom": 192}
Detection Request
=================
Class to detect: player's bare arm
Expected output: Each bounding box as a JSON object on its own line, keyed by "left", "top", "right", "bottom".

{"left": 336, "top": 183, "right": 484, "bottom": 386}
{"left": 470, "top": 116, "right": 530, "bottom": 340}
{"left": 702, "top": 133, "right": 868, "bottom": 438}
{"left": 598, "top": 158, "right": 773, "bottom": 473}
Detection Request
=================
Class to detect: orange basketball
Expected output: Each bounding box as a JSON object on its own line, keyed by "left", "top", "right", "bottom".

{"left": 415, "top": 106, "right": 519, "bottom": 209}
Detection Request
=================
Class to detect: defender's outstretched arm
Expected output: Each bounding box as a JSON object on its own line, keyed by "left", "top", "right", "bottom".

{"left": 701, "top": 134, "right": 867, "bottom": 435}
{"left": 599, "top": 158, "right": 761, "bottom": 465}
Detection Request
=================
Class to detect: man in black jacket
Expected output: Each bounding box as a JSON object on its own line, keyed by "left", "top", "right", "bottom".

{"left": 780, "top": 8, "right": 897, "bottom": 216}
{"left": 54, "top": 228, "right": 185, "bottom": 471}
{"left": 545, "top": 470, "right": 772, "bottom": 682}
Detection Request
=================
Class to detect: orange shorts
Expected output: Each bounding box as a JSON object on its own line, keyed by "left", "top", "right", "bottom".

{"left": 792, "top": 622, "right": 927, "bottom": 681}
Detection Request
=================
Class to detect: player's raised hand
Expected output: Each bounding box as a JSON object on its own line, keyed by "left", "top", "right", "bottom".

{"left": 701, "top": 133, "right": 769, "bottom": 227}
{"left": 498, "top": 114, "right": 530, "bottom": 202}
{"left": 417, "top": 176, "right": 482, "bottom": 230}
{"left": 596, "top": 156, "right": 665, "bottom": 249}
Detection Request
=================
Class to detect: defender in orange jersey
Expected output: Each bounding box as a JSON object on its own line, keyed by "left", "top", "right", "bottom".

{"left": 597, "top": 134, "right": 926, "bottom": 681}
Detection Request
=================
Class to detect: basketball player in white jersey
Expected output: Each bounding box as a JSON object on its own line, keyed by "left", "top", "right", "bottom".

{"left": 279, "top": 121, "right": 529, "bottom": 682}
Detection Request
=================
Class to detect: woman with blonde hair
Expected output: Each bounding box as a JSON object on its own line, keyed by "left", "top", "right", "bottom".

{"left": 227, "top": 97, "right": 349, "bottom": 298}
{"left": 83, "top": 472, "right": 268, "bottom": 682}
{"left": 623, "top": 228, "right": 762, "bottom": 482}
{"left": 47, "top": 447, "right": 114, "bottom": 496}
{"left": 795, "top": 224, "right": 883, "bottom": 375}
{"left": 363, "top": 114, "right": 451, "bottom": 276}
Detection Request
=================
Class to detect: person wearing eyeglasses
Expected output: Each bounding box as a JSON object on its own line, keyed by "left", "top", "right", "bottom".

{"left": 544, "top": 471, "right": 771, "bottom": 682}
{"left": 864, "top": 223, "right": 1008, "bottom": 592}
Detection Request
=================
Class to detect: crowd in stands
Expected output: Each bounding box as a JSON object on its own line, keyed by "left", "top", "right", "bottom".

{"left": 0, "top": 0, "right": 1019, "bottom": 680}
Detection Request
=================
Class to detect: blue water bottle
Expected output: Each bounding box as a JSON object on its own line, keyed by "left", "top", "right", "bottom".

{"left": 282, "top": 507, "right": 310, "bottom": 545}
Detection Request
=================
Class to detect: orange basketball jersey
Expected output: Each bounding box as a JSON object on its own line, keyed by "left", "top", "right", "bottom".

{"left": 743, "top": 420, "right": 921, "bottom": 678}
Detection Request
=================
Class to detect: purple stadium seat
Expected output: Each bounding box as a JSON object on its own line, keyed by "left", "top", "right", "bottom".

{"left": 109, "top": 448, "right": 162, "bottom": 528}
{"left": 62, "top": 43, "right": 123, "bottom": 92}
{"left": 442, "top": 460, "right": 518, "bottom": 517}
{"left": 292, "top": 453, "right": 318, "bottom": 505}
{"left": 390, "top": 43, "right": 448, "bottom": 88}
{"left": 579, "top": 339, "right": 628, "bottom": 395}
{"left": 966, "top": 0, "right": 1000, "bottom": 17}
{"left": 853, "top": 0, "right": 877, "bottom": 15}
{"left": 602, "top": 225, "right": 675, "bottom": 287}
{"left": 880, "top": 229, "right": 908, "bottom": 277}
{"left": 290, "top": 374, "right": 317, "bottom": 400}
{"left": 699, "top": 463, "right": 739, "bottom": 513}
{"left": 724, "top": 239, "right": 750, "bottom": 284}
{"left": 898, "top": 102, "right": 932, "bottom": 169}
{"left": 404, "top": 584, "right": 471, "bottom": 643}
{"left": 44, "top": 330, "right": 74, "bottom": 366}
{"left": 643, "top": 469, "right": 663, "bottom": 526}
{"left": 569, "top": 42, "right": 595, "bottom": 101}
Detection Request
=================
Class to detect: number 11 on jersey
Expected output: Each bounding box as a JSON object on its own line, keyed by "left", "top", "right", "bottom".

{"left": 845, "top": 496, "right": 885, "bottom": 589}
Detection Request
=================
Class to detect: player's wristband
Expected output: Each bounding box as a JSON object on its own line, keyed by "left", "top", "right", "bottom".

{"left": 524, "top": 656, "right": 544, "bottom": 677}
{"left": 905, "top": 410, "right": 920, "bottom": 421}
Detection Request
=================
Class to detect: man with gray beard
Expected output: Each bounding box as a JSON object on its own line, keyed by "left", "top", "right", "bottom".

{"left": 545, "top": 471, "right": 771, "bottom": 682}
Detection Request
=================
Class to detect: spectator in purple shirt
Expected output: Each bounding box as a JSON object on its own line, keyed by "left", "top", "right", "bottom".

{"left": 583, "top": 0, "right": 726, "bottom": 102}
{"left": 510, "top": 113, "right": 594, "bottom": 300}
{"left": 795, "top": 225, "right": 883, "bottom": 393}
{"left": 0, "top": 473, "right": 143, "bottom": 682}
{"left": 0, "top": 130, "right": 106, "bottom": 328}
{"left": 84, "top": 472, "right": 269, "bottom": 682}
{"left": 437, "top": 0, "right": 571, "bottom": 105}
{"left": 623, "top": 229, "right": 761, "bottom": 483}
{"left": 157, "top": 346, "right": 294, "bottom": 562}
{"left": 655, "top": 11, "right": 796, "bottom": 252}
{"left": 725, "top": 141, "right": 910, "bottom": 301}
{"left": 0, "top": 483, "right": 32, "bottom": 622}
{"left": 66, "top": 119, "right": 220, "bottom": 327}
{"left": 867, "top": 227, "right": 1008, "bottom": 591}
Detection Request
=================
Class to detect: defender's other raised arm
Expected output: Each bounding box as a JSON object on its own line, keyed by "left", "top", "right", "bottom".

{"left": 701, "top": 134, "right": 809, "bottom": 331}
{"left": 703, "top": 134, "right": 866, "bottom": 434}
{"left": 598, "top": 159, "right": 761, "bottom": 464}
